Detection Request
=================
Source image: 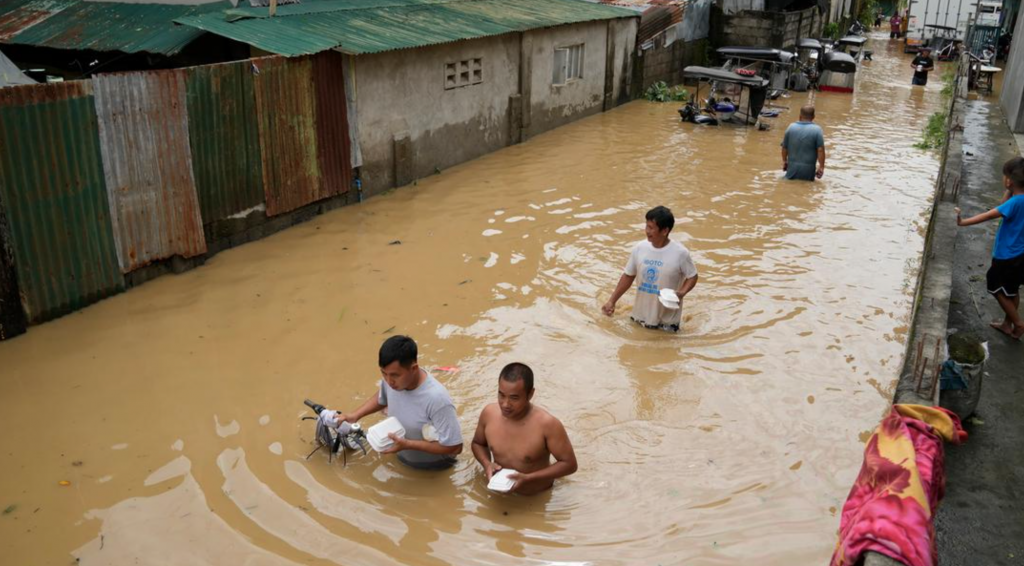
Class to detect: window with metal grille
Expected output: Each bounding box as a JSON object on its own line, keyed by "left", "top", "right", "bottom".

{"left": 552, "top": 44, "right": 584, "bottom": 85}
{"left": 444, "top": 58, "right": 483, "bottom": 90}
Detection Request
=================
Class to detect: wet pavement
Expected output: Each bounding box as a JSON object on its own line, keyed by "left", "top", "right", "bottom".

{"left": 935, "top": 97, "right": 1024, "bottom": 565}
{"left": 0, "top": 36, "right": 951, "bottom": 565}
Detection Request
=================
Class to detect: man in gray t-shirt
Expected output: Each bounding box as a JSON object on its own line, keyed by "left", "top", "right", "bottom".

{"left": 781, "top": 105, "right": 826, "bottom": 181}
{"left": 335, "top": 336, "right": 463, "bottom": 470}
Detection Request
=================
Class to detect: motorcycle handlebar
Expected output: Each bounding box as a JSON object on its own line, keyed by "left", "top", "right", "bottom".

{"left": 304, "top": 399, "right": 327, "bottom": 415}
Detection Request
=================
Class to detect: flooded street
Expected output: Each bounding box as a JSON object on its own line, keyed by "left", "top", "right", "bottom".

{"left": 0, "top": 36, "right": 950, "bottom": 565}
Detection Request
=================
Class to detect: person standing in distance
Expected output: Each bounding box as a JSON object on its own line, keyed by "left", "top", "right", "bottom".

{"left": 911, "top": 47, "right": 935, "bottom": 86}
{"left": 602, "top": 206, "right": 698, "bottom": 332}
{"left": 781, "top": 105, "right": 826, "bottom": 181}
{"left": 890, "top": 13, "right": 902, "bottom": 39}
{"left": 335, "top": 335, "right": 463, "bottom": 470}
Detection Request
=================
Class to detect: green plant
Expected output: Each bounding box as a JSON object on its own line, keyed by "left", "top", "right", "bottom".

{"left": 940, "top": 69, "right": 956, "bottom": 99}
{"left": 823, "top": 22, "right": 840, "bottom": 40}
{"left": 645, "top": 82, "right": 689, "bottom": 102}
{"left": 859, "top": 0, "right": 880, "bottom": 28}
{"left": 913, "top": 111, "right": 948, "bottom": 150}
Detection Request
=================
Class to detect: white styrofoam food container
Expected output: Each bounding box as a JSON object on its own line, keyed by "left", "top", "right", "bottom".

{"left": 487, "top": 468, "right": 519, "bottom": 493}
{"left": 659, "top": 288, "right": 680, "bottom": 309}
{"left": 367, "top": 417, "right": 406, "bottom": 452}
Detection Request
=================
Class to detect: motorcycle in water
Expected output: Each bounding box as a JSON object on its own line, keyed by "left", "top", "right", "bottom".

{"left": 847, "top": 20, "right": 867, "bottom": 36}
{"left": 302, "top": 399, "right": 369, "bottom": 465}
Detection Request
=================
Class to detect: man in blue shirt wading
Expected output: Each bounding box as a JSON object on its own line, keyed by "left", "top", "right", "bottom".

{"left": 956, "top": 156, "right": 1024, "bottom": 340}
{"left": 781, "top": 105, "right": 826, "bottom": 181}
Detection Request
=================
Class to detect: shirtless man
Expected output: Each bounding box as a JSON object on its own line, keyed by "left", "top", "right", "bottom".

{"left": 471, "top": 363, "right": 577, "bottom": 495}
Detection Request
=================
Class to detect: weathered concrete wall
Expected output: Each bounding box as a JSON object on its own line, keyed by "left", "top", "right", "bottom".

{"left": 523, "top": 21, "right": 611, "bottom": 138}
{"left": 999, "top": 10, "right": 1024, "bottom": 133}
{"left": 353, "top": 18, "right": 638, "bottom": 195}
{"left": 354, "top": 34, "right": 521, "bottom": 195}
{"left": 638, "top": 36, "right": 708, "bottom": 91}
{"left": 609, "top": 18, "right": 638, "bottom": 107}
{"left": 712, "top": 6, "right": 822, "bottom": 49}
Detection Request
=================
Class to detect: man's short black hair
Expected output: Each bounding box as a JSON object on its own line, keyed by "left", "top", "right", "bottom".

{"left": 1003, "top": 156, "right": 1024, "bottom": 188}
{"left": 379, "top": 335, "right": 418, "bottom": 368}
{"left": 499, "top": 362, "right": 534, "bottom": 392}
{"left": 645, "top": 206, "right": 674, "bottom": 232}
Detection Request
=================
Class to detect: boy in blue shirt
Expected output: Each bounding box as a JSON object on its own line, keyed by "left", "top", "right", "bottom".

{"left": 956, "top": 156, "right": 1024, "bottom": 340}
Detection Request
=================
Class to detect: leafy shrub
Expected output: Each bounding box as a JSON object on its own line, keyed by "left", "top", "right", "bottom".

{"left": 823, "top": 22, "right": 840, "bottom": 40}
{"left": 913, "top": 112, "right": 948, "bottom": 150}
{"left": 645, "top": 81, "right": 689, "bottom": 102}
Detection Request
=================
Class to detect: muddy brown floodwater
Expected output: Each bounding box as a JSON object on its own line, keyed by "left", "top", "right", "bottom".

{"left": 0, "top": 37, "right": 950, "bottom": 565}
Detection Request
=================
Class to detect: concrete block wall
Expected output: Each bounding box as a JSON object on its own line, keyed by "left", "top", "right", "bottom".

{"left": 713, "top": 6, "right": 822, "bottom": 49}
{"left": 638, "top": 36, "right": 709, "bottom": 91}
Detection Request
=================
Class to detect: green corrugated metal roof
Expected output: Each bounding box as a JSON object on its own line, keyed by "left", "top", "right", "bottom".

{"left": 1, "top": 0, "right": 229, "bottom": 56}
{"left": 175, "top": 0, "right": 638, "bottom": 57}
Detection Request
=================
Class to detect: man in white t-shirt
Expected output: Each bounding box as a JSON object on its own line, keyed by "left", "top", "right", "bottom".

{"left": 601, "top": 206, "right": 699, "bottom": 332}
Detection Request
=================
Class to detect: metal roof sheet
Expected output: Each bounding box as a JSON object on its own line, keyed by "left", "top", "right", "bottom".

{"left": 1, "top": 0, "right": 228, "bottom": 55}
{"left": 251, "top": 56, "right": 324, "bottom": 216}
{"left": 0, "top": 0, "right": 73, "bottom": 41}
{"left": 0, "top": 80, "right": 124, "bottom": 322}
{"left": 93, "top": 70, "right": 207, "bottom": 272}
{"left": 186, "top": 60, "right": 265, "bottom": 224}
{"left": 176, "top": 0, "right": 638, "bottom": 57}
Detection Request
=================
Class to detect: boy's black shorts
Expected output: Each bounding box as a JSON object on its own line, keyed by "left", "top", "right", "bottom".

{"left": 987, "top": 254, "right": 1024, "bottom": 297}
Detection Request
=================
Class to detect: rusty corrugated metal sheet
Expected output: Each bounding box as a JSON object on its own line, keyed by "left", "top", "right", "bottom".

{"left": 0, "top": 80, "right": 123, "bottom": 322}
{"left": 0, "top": 0, "right": 72, "bottom": 41}
{"left": 252, "top": 56, "right": 323, "bottom": 216}
{"left": 311, "top": 51, "right": 351, "bottom": 198}
{"left": 176, "top": 0, "right": 638, "bottom": 57}
{"left": 186, "top": 60, "right": 265, "bottom": 223}
{"left": 5, "top": 0, "right": 225, "bottom": 56}
{"left": 93, "top": 71, "right": 207, "bottom": 273}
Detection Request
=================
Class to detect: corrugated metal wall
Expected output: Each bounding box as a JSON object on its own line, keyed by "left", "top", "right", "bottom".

{"left": 94, "top": 70, "right": 207, "bottom": 272}
{"left": 186, "top": 60, "right": 265, "bottom": 223}
{"left": 312, "top": 51, "right": 352, "bottom": 198}
{"left": 253, "top": 56, "right": 325, "bottom": 216}
{"left": 0, "top": 81, "right": 123, "bottom": 322}
{"left": 0, "top": 52, "right": 353, "bottom": 331}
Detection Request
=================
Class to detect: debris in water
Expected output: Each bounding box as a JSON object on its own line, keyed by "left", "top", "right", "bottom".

{"left": 381, "top": 326, "right": 396, "bottom": 334}
{"left": 458, "top": 279, "right": 472, "bottom": 285}
{"left": 388, "top": 240, "right": 402, "bottom": 246}
{"left": 58, "top": 481, "right": 70, "bottom": 486}
{"left": 72, "top": 461, "right": 83, "bottom": 467}
{"left": 967, "top": 416, "right": 985, "bottom": 426}
{"left": 3, "top": 504, "right": 15, "bottom": 515}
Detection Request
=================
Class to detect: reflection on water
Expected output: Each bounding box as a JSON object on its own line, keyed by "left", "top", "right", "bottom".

{"left": 0, "top": 36, "right": 948, "bottom": 565}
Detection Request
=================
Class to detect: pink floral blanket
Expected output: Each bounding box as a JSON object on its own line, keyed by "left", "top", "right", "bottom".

{"left": 831, "top": 404, "right": 967, "bottom": 566}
